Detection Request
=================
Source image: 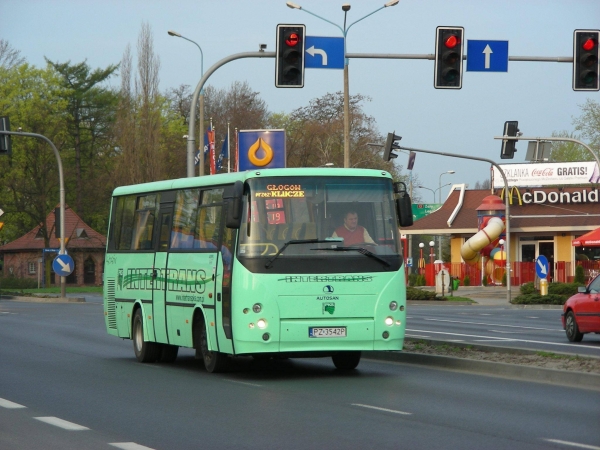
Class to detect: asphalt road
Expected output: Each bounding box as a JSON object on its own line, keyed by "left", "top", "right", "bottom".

{"left": 1, "top": 299, "right": 599, "bottom": 450}
{"left": 406, "top": 304, "right": 600, "bottom": 357}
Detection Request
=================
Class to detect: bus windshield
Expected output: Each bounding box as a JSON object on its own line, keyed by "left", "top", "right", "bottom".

{"left": 238, "top": 176, "right": 401, "bottom": 273}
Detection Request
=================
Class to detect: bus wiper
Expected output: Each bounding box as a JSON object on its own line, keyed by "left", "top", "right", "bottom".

{"left": 265, "top": 238, "right": 343, "bottom": 268}
{"left": 314, "top": 246, "right": 391, "bottom": 267}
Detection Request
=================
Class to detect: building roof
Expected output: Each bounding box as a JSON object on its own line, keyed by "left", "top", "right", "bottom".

{"left": 0, "top": 205, "right": 106, "bottom": 252}
{"left": 403, "top": 186, "right": 600, "bottom": 235}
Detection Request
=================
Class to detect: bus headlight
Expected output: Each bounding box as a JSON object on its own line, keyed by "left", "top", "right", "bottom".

{"left": 389, "top": 301, "right": 398, "bottom": 311}
{"left": 252, "top": 303, "right": 262, "bottom": 313}
{"left": 257, "top": 319, "right": 267, "bottom": 329}
{"left": 384, "top": 316, "right": 394, "bottom": 326}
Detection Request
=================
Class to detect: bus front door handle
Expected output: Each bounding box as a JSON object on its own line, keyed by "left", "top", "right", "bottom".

{"left": 217, "top": 293, "right": 221, "bottom": 302}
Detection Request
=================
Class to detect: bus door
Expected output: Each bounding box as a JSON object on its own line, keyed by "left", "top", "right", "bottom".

{"left": 214, "top": 223, "right": 236, "bottom": 354}
{"left": 152, "top": 202, "right": 173, "bottom": 344}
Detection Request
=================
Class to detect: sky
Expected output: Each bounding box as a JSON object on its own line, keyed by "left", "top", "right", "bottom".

{"left": 3, "top": 0, "right": 600, "bottom": 203}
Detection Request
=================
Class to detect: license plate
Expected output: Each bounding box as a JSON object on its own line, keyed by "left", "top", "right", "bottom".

{"left": 309, "top": 327, "right": 347, "bottom": 338}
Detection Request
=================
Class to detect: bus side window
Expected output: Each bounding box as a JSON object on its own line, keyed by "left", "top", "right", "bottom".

{"left": 158, "top": 213, "right": 171, "bottom": 251}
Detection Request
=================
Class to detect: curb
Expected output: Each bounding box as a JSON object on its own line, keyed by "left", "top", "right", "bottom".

{"left": 0, "top": 296, "right": 86, "bottom": 303}
{"left": 366, "top": 350, "right": 600, "bottom": 392}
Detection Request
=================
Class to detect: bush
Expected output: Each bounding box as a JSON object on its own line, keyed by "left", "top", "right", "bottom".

{"left": 548, "top": 282, "right": 583, "bottom": 296}
{"left": 463, "top": 275, "right": 470, "bottom": 286}
{"left": 511, "top": 293, "right": 566, "bottom": 305}
{"left": 406, "top": 287, "right": 443, "bottom": 300}
{"left": 0, "top": 276, "right": 37, "bottom": 290}
{"left": 408, "top": 273, "right": 418, "bottom": 287}
{"left": 520, "top": 282, "right": 537, "bottom": 295}
{"left": 501, "top": 272, "right": 507, "bottom": 287}
{"left": 575, "top": 265, "right": 586, "bottom": 284}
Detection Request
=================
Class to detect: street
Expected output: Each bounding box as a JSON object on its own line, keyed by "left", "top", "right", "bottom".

{"left": 1, "top": 299, "right": 599, "bottom": 450}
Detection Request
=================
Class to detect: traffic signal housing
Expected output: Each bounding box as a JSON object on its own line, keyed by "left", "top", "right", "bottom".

{"left": 500, "top": 121, "right": 519, "bottom": 159}
{"left": 275, "top": 24, "right": 305, "bottom": 88}
{"left": 573, "top": 30, "right": 599, "bottom": 91}
{"left": 0, "top": 116, "right": 12, "bottom": 156}
{"left": 383, "top": 132, "right": 402, "bottom": 161}
{"left": 434, "top": 26, "right": 464, "bottom": 89}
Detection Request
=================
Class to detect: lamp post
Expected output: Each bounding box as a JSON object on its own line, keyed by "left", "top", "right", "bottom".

{"left": 168, "top": 30, "right": 205, "bottom": 177}
{"left": 286, "top": 1, "right": 399, "bottom": 168}
{"left": 429, "top": 240, "right": 435, "bottom": 264}
{"left": 438, "top": 170, "right": 455, "bottom": 203}
{"left": 418, "top": 242, "right": 425, "bottom": 275}
{"left": 417, "top": 185, "right": 436, "bottom": 203}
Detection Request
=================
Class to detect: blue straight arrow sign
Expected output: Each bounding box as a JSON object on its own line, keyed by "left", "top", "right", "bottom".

{"left": 466, "top": 40, "right": 509, "bottom": 72}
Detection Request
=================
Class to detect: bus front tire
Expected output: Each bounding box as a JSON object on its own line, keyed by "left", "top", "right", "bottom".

{"left": 133, "top": 309, "right": 160, "bottom": 363}
{"left": 199, "top": 318, "right": 229, "bottom": 373}
{"left": 332, "top": 351, "right": 361, "bottom": 370}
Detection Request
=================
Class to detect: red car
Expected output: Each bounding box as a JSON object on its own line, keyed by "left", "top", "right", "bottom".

{"left": 562, "top": 274, "right": 600, "bottom": 342}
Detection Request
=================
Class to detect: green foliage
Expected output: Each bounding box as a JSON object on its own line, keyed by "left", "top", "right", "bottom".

{"left": 0, "top": 276, "right": 38, "bottom": 290}
{"left": 482, "top": 276, "right": 488, "bottom": 287}
{"left": 520, "top": 282, "right": 537, "bottom": 295}
{"left": 575, "top": 265, "right": 586, "bottom": 284}
{"left": 408, "top": 273, "right": 417, "bottom": 287}
{"left": 406, "top": 287, "right": 443, "bottom": 300}
{"left": 501, "top": 272, "right": 507, "bottom": 287}
{"left": 463, "top": 275, "right": 470, "bottom": 286}
{"left": 548, "top": 282, "right": 582, "bottom": 296}
{"left": 511, "top": 293, "right": 566, "bottom": 305}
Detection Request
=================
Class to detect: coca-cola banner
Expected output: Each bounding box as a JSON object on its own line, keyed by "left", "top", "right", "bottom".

{"left": 492, "top": 162, "right": 600, "bottom": 188}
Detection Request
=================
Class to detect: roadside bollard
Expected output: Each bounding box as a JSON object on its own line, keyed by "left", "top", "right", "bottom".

{"left": 540, "top": 278, "right": 548, "bottom": 296}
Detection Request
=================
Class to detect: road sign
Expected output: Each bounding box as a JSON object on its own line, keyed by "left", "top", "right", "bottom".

{"left": 535, "top": 255, "right": 549, "bottom": 279}
{"left": 53, "top": 254, "right": 74, "bottom": 277}
{"left": 412, "top": 204, "right": 442, "bottom": 221}
{"left": 304, "top": 36, "right": 344, "bottom": 69}
{"left": 466, "top": 40, "right": 509, "bottom": 72}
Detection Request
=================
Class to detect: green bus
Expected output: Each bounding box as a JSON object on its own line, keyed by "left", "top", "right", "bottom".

{"left": 103, "top": 168, "right": 413, "bottom": 372}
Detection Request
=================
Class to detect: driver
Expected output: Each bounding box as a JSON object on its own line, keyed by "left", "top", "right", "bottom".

{"left": 332, "top": 210, "right": 375, "bottom": 246}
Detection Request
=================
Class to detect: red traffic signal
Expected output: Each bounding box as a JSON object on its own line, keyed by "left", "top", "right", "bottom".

{"left": 276, "top": 24, "right": 305, "bottom": 88}
{"left": 573, "top": 29, "right": 600, "bottom": 91}
{"left": 434, "top": 26, "right": 464, "bottom": 89}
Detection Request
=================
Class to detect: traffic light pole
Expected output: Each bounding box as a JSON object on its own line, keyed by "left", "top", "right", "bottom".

{"left": 395, "top": 144, "right": 513, "bottom": 304}
{"left": 187, "top": 51, "right": 275, "bottom": 177}
{"left": 0, "top": 130, "right": 68, "bottom": 298}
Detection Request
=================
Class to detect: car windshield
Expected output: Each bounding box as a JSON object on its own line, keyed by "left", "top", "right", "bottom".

{"left": 237, "top": 176, "right": 401, "bottom": 273}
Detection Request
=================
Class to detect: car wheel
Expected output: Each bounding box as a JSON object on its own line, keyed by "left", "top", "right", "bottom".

{"left": 565, "top": 311, "right": 584, "bottom": 342}
{"left": 199, "top": 318, "right": 229, "bottom": 373}
{"left": 332, "top": 351, "right": 361, "bottom": 370}
{"left": 133, "top": 309, "right": 160, "bottom": 362}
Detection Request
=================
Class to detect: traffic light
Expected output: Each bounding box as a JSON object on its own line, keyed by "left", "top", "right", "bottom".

{"left": 0, "top": 116, "right": 12, "bottom": 156}
{"left": 434, "top": 26, "right": 464, "bottom": 89}
{"left": 500, "top": 121, "right": 519, "bottom": 159}
{"left": 383, "top": 132, "right": 402, "bottom": 161}
{"left": 573, "top": 30, "right": 599, "bottom": 91}
{"left": 275, "top": 24, "right": 305, "bottom": 88}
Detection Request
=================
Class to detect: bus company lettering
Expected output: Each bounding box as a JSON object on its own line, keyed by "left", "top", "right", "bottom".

{"left": 283, "top": 275, "right": 373, "bottom": 283}
{"left": 316, "top": 296, "right": 339, "bottom": 301}
{"left": 522, "top": 189, "right": 599, "bottom": 204}
{"left": 121, "top": 268, "right": 207, "bottom": 293}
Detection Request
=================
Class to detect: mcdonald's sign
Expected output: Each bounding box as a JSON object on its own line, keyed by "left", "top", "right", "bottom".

{"left": 499, "top": 186, "right": 523, "bottom": 205}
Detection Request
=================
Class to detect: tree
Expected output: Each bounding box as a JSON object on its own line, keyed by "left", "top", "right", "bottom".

{"left": 0, "top": 39, "right": 25, "bottom": 69}
{"left": 45, "top": 59, "right": 119, "bottom": 224}
{"left": 573, "top": 99, "right": 600, "bottom": 155}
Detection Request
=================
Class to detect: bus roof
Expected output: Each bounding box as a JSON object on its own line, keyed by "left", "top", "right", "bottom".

{"left": 111, "top": 168, "right": 392, "bottom": 197}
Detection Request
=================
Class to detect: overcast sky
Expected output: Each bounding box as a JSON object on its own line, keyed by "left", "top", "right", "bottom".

{"left": 4, "top": 0, "right": 599, "bottom": 203}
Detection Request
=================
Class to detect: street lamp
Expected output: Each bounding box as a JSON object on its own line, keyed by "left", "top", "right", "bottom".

{"left": 168, "top": 30, "right": 206, "bottom": 178}
{"left": 418, "top": 242, "right": 425, "bottom": 275}
{"left": 286, "top": 1, "right": 399, "bottom": 168}
{"left": 438, "top": 170, "right": 455, "bottom": 203}
{"left": 429, "top": 240, "right": 435, "bottom": 264}
{"left": 418, "top": 183, "right": 451, "bottom": 203}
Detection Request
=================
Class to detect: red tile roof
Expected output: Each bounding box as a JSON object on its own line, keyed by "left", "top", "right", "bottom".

{"left": 0, "top": 205, "right": 106, "bottom": 252}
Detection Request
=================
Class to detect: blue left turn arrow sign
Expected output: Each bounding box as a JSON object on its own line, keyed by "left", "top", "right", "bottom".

{"left": 305, "top": 36, "right": 344, "bottom": 70}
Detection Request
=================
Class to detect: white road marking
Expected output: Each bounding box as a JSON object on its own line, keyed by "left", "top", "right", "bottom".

{"left": 352, "top": 403, "right": 412, "bottom": 415}
{"left": 527, "top": 316, "right": 539, "bottom": 319}
{"left": 225, "top": 379, "right": 262, "bottom": 387}
{"left": 405, "top": 334, "right": 432, "bottom": 338}
{"left": 34, "top": 416, "right": 89, "bottom": 430}
{"left": 406, "top": 329, "right": 600, "bottom": 351}
{"left": 543, "top": 438, "right": 600, "bottom": 449}
{"left": 0, "top": 398, "right": 26, "bottom": 409}
{"left": 489, "top": 330, "right": 520, "bottom": 334}
{"left": 423, "top": 317, "right": 561, "bottom": 332}
{"left": 110, "top": 443, "right": 156, "bottom": 450}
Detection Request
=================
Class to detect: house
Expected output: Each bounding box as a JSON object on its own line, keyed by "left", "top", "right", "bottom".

{"left": 0, "top": 205, "right": 106, "bottom": 286}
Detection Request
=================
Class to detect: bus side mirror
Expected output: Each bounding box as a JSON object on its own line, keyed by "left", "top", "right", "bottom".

{"left": 224, "top": 181, "right": 244, "bottom": 229}
{"left": 393, "top": 182, "right": 413, "bottom": 228}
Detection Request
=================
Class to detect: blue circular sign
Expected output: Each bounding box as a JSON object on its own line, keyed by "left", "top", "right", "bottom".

{"left": 53, "top": 254, "right": 74, "bottom": 276}
{"left": 535, "top": 255, "right": 549, "bottom": 279}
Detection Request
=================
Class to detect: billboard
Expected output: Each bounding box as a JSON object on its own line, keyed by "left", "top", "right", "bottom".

{"left": 493, "top": 162, "right": 600, "bottom": 188}
{"left": 238, "top": 130, "right": 286, "bottom": 171}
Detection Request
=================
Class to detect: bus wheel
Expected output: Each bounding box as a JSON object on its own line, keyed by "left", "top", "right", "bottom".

{"left": 199, "top": 319, "right": 229, "bottom": 373}
{"left": 133, "top": 309, "right": 160, "bottom": 363}
{"left": 159, "top": 344, "right": 179, "bottom": 363}
{"left": 332, "top": 351, "right": 361, "bottom": 370}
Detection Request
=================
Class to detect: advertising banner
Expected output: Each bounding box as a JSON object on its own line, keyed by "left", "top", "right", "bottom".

{"left": 238, "top": 130, "right": 286, "bottom": 171}
{"left": 493, "top": 161, "right": 600, "bottom": 188}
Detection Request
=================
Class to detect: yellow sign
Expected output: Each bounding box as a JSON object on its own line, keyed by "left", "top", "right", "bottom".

{"left": 255, "top": 184, "right": 305, "bottom": 198}
{"left": 499, "top": 186, "right": 523, "bottom": 205}
{"left": 247, "top": 138, "right": 274, "bottom": 167}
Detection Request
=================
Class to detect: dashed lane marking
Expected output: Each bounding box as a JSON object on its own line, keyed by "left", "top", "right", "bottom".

{"left": 34, "top": 417, "right": 89, "bottom": 430}
{"left": 110, "top": 443, "right": 156, "bottom": 450}
{"left": 352, "top": 403, "right": 412, "bottom": 415}
{"left": 225, "top": 379, "right": 262, "bottom": 387}
{"left": 0, "top": 398, "right": 26, "bottom": 409}
{"left": 422, "top": 317, "right": 561, "bottom": 331}
{"left": 543, "top": 438, "right": 600, "bottom": 449}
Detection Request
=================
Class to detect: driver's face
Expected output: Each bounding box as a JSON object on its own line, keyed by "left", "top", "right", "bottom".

{"left": 344, "top": 213, "right": 358, "bottom": 231}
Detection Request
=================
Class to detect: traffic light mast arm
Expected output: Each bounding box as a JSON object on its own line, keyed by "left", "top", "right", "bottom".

{"left": 493, "top": 135, "right": 600, "bottom": 169}
{"left": 395, "top": 143, "right": 513, "bottom": 304}
{"left": 187, "top": 51, "right": 275, "bottom": 177}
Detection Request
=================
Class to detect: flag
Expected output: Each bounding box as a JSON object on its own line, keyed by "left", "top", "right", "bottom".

{"left": 208, "top": 129, "right": 216, "bottom": 175}
{"left": 234, "top": 129, "right": 239, "bottom": 172}
{"left": 216, "top": 134, "right": 228, "bottom": 172}
{"left": 195, "top": 127, "right": 211, "bottom": 167}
